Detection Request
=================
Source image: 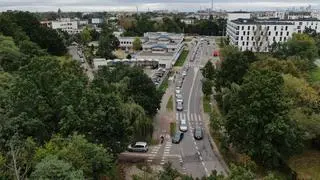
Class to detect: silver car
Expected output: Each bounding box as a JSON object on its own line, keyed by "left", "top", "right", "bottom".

{"left": 176, "top": 101, "right": 183, "bottom": 111}
{"left": 179, "top": 119, "right": 188, "bottom": 132}
{"left": 127, "top": 142, "right": 148, "bottom": 152}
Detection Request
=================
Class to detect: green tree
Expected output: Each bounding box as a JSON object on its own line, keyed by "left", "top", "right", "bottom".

{"left": 228, "top": 164, "right": 255, "bottom": 180}
{"left": 202, "top": 61, "right": 215, "bottom": 80}
{"left": 0, "top": 35, "right": 23, "bottom": 72}
{"left": 34, "top": 134, "right": 114, "bottom": 179}
{"left": 225, "top": 70, "right": 303, "bottom": 167}
{"left": 30, "top": 155, "right": 84, "bottom": 180}
{"left": 202, "top": 79, "right": 213, "bottom": 96}
{"left": 132, "top": 37, "right": 142, "bottom": 51}
{"left": 80, "top": 27, "right": 92, "bottom": 45}
{"left": 97, "top": 24, "right": 119, "bottom": 59}
{"left": 215, "top": 46, "right": 257, "bottom": 91}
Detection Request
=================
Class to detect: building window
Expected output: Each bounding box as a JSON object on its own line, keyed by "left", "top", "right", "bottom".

{"left": 298, "top": 30, "right": 301, "bottom": 33}
{"left": 248, "top": 26, "right": 250, "bottom": 30}
{"left": 273, "top": 37, "right": 276, "bottom": 41}
{"left": 242, "top": 26, "right": 244, "bottom": 30}
{"left": 243, "top": 31, "right": 245, "bottom": 35}
{"left": 251, "top": 37, "right": 254, "bottom": 41}
{"left": 241, "top": 36, "right": 243, "bottom": 40}
{"left": 280, "top": 37, "right": 282, "bottom": 41}
{"left": 281, "top": 26, "right": 283, "bottom": 31}
{"left": 246, "top": 42, "right": 249, "bottom": 46}
{"left": 280, "top": 32, "right": 283, "bottom": 36}
{"left": 242, "top": 41, "right": 245, "bottom": 46}
{"left": 285, "top": 26, "right": 288, "bottom": 30}
{"left": 274, "top": 26, "right": 277, "bottom": 30}
{"left": 276, "top": 32, "right": 278, "bottom": 36}
{"left": 253, "top": 26, "right": 255, "bottom": 30}
{"left": 284, "top": 37, "right": 287, "bottom": 41}
{"left": 297, "top": 26, "right": 301, "bottom": 29}
{"left": 299, "top": 22, "right": 302, "bottom": 25}
{"left": 268, "top": 31, "right": 271, "bottom": 36}
{"left": 247, "top": 31, "right": 249, "bottom": 35}
{"left": 267, "top": 26, "right": 269, "bottom": 30}
{"left": 287, "top": 31, "right": 289, "bottom": 36}
{"left": 261, "top": 32, "right": 263, "bottom": 35}
{"left": 247, "top": 36, "right": 249, "bottom": 40}
{"left": 253, "top": 42, "right": 255, "bottom": 46}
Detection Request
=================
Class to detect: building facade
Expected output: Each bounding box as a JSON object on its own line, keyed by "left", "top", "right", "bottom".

{"left": 227, "top": 18, "right": 320, "bottom": 52}
{"left": 51, "top": 21, "right": 79, "bottom": 34}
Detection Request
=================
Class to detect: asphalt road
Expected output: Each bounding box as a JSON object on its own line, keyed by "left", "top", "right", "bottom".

{"left": 171, "top": 38, "right": 227, "bottom": 178}
{"left": 68, "top": 46, "right": 94, "bottom": 81}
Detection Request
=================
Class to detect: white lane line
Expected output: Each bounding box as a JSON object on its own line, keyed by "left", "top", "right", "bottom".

{"left": 198, "top": 114, "right": 202, "bottom": 124}
{"left": 176, "top": 112, "right": 179, "bottom": 121}
{"left": 195, "top": 146, "right": 199, "bottom": 150}
{"left": 197, "top": 151, "right": 200, "bottom": 156}
{"left": 199, "top": 156, "right": 203, "bottom": 161}
{"left": 188, "top": 113, "right": 191, "bottom": 122}
{"left": 183, "top": 113, "right": 186, "bottom": 121}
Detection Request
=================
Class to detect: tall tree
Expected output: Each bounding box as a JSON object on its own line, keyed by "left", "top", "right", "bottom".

{"left": 225, "top": 70, "right": 303, "bottom": 167}
{"left": 132, "top": 37, "right": 142, "bottom": 51}
{"left": 30, "top": 155, "right": 84, "bottom": 180}
{"left": 97, "top": 24, "right": 119, "bottom": 59}
{"left": 80, "top": 27, "right": 92, "bottom": 45}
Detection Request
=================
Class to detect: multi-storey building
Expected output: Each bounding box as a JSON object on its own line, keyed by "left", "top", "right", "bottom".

{"left": 51, "top": 20, "right": 79, "bottom": 34}
{"left": 226, "top": 18, "right": 320, "bottom": 52}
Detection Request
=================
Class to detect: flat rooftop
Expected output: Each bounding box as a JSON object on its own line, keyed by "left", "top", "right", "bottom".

{"left": 138, "top": 52, "right": 175, "bottom": 57}
{"left": 231, "top": 19, "right": 294, "bottom": 25}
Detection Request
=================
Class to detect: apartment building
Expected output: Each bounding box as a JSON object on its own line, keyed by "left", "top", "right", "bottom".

{"left": 226, "top": 18, "right": 320, "bottom": 52}
{"left": 51, "top": 20, "right": 79, "bottom": 34}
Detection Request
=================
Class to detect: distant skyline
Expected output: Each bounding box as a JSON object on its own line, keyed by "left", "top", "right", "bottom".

{"left": 0, "top": 0, "right": 319, "bottom": 12}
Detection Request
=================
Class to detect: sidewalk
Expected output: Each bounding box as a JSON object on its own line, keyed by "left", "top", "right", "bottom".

{"left": 153, "top": 81, "right": 175, "bottom": 141}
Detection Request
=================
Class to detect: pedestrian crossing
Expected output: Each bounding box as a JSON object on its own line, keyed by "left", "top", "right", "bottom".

{"left": 147, "top": 144, "right": 161, "bottom": 163}
{"left": 176, "top": 112, "right": 203, "bottom": 128}
{"left": 160, "top": 140, "right": 172, "bottom": 165}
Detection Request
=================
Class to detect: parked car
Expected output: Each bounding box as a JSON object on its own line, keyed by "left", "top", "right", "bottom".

{"left": 172, "top": 131, "right": 184, "bottom": 143}
{"left": 179, "top": 119, "right": 188, "bottom": 132}
{"left": 176, "top": 93, "right": 183, "bottom": 103}
{"left": 176, "top": 101, "right": 183, "bottom": 111}
{"left": 127, "top": 142, "right": 148, "bottom": 152}
{"left": 194, "top": 127, "right": 203, "bottom": 140}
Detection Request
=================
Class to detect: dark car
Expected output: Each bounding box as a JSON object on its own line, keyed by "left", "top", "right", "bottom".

{"left": 172, "top": 131, "right": 184, "bottom": 144}
{"left": 194, "top": 127, "right": 203, "bottom": 140}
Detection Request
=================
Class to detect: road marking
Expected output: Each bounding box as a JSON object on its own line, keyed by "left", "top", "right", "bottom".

{"left": 197, "top": 151, "right": 201, "bottom": 156}
{"left": 176, "top": 112, "right": 179, "bottom": 121}
{"left": 199, "top": 156, "right": 203, "bottom": 161}
{"left": 195, "top": 146, "right": 199, "bottom": 150}
{"left": 198, "top": 114, "right": 202, "bottom": 124}
{"left": 147, "top": 159, "right": 153, "bottom": 162}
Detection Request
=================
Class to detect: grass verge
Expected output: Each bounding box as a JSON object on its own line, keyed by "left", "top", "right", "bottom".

{"left": 203, "top": 96, "right": 212, "bottom": 113}
{"left": 158, "top": 74, "right": 169, "bottom": 94}
{"left": 288, "top": 149, "right": 320, "bottom": 179}
{"left": 166, "top": 95, "right": 173, "bottom": 111}
{"left": 169, "top": 122, "right": 176, "bottom": 136}
{"left": 174, "top": 50, "right": 189, "bottom": 66}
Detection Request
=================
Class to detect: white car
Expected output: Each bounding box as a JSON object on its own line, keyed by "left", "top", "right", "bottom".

{"left": 176, "top": 101, "right": 183, "bottom": 111}
{"left": 128, "top": 142, "right": 148, "bottom": 152}
{"left": 176, "top": 94, "right": 183, "bottom": 103}
{"left": 175, "top": 88, "right": 181, "bottom": 95}
{"left": 179, "top": 119, "right": 188, "bottom": 132}
{"left": 182, "top": 71, "right": 187, "bottom": 76}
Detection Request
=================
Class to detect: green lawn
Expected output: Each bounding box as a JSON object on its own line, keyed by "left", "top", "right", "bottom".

{"left": 310, "top": 66, "right": 320, "bottom": 83}
{"left": 166, "top": 95, "right": 173, "bottom": 111}
{"left": 203, "top": 96, "right": 212, "bottom": 113}
{"left": 170, "top": 122, "right": 176, "bottom": 136}
{"left": 174, "top": 50, "right": 189, "bottom": 66}
{"left": 289, "top": 149, "right": 320, "bottom": 179}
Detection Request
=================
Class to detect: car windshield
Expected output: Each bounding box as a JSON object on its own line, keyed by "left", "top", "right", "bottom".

{"left": 177, "top": 94, "right": 182, "bottom": 99}
{"left": 195, "top": 128, "right": 202, "bottom": 135}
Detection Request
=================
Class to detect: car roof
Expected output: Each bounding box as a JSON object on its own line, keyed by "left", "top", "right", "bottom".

{"left": 135, "top": 142, "right": 147, "bottom": 146}
{"left": 181, "top": 119, "right": 186, "bottom": 124}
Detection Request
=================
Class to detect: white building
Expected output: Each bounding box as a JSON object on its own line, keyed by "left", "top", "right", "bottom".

{"left": 91, "top": 18, "right": 104, "bottom": 24}
{"left": 181, "top": 18, "right": 195, "bottom": 25}
{"left": 226, "top": 18, "right": 320, "bottom": 52}
{"left": 51, "top": 20, "right": 79, "bottom": 34}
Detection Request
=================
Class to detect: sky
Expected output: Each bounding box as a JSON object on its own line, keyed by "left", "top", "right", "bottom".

{"left": 0, "top": 0, "right": 319, "bottom": 12}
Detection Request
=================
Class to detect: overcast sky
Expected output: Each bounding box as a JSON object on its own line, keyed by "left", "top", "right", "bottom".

{"left": 0, "top": 0, "right": 319, "bottom": 12}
